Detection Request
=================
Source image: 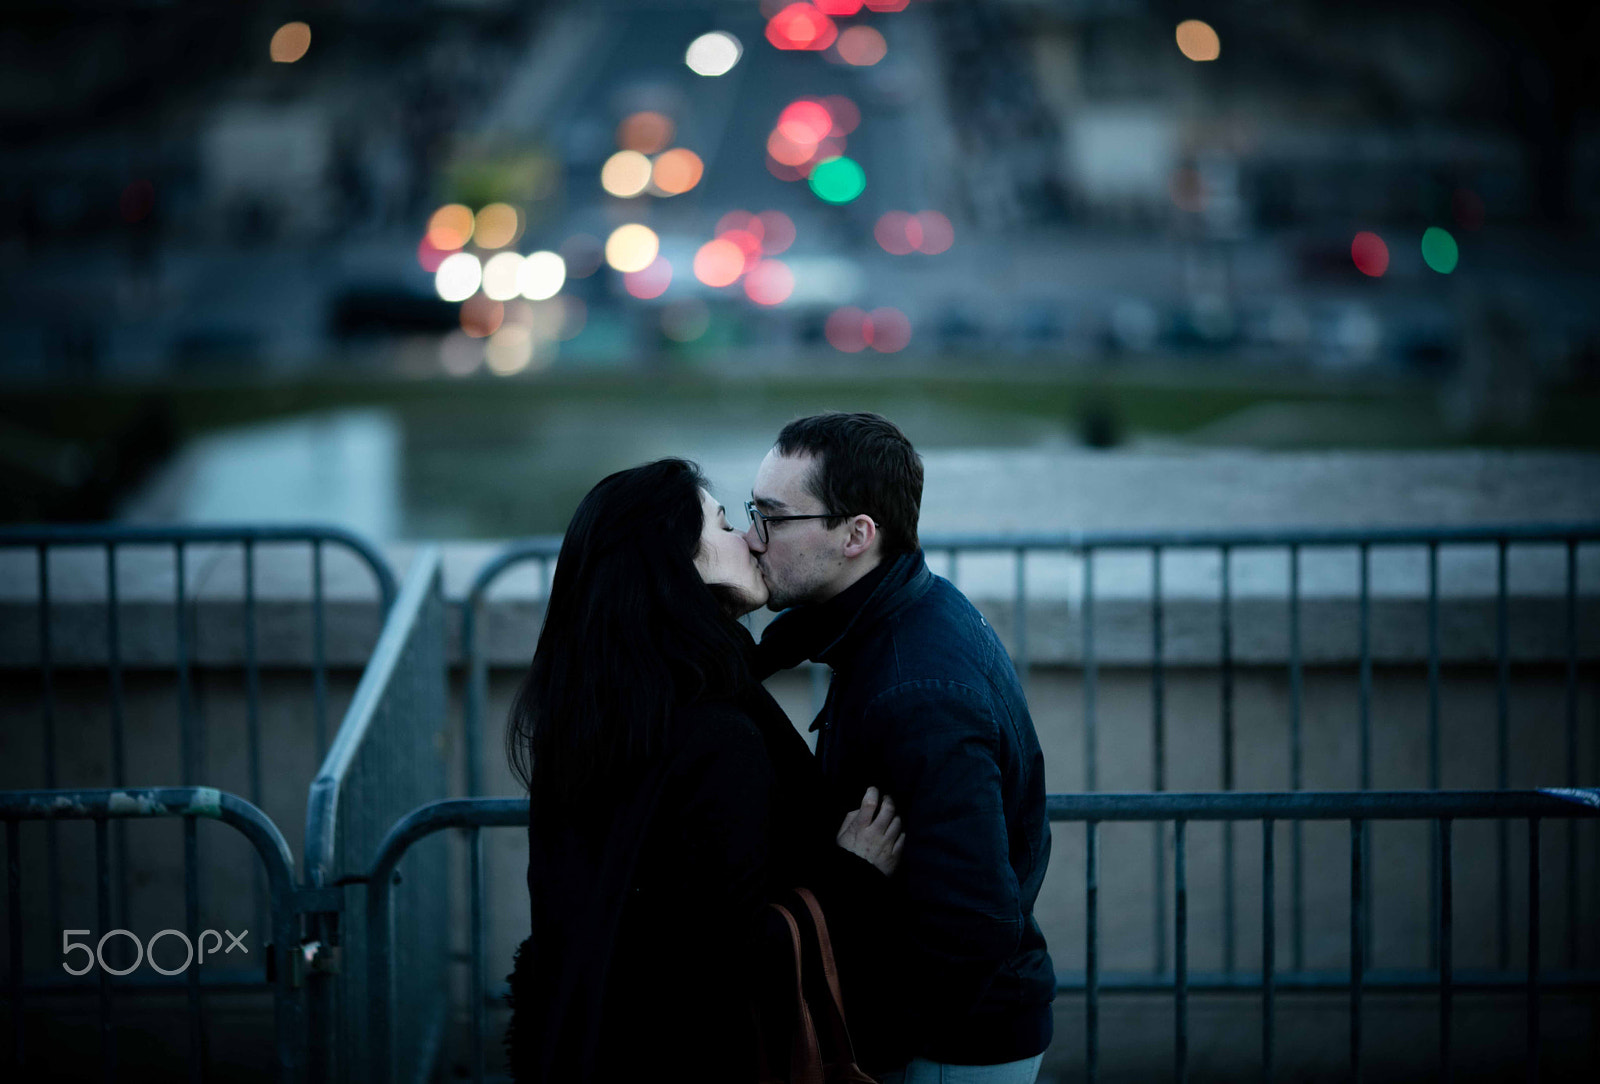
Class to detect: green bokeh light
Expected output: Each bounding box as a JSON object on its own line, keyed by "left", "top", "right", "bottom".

{"left": 808, "top": 156, "right": 865, "bottom": 204}
{"left": 1421, "top": 226, "right": 1458, "bottom": 274}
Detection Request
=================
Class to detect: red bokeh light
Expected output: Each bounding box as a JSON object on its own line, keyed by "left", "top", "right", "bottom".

{"left": 766, "top": 156, "right": 808, "bottom": 182}
{"left": 721, "top": 229, "right": 763, "bottom": 259}
{"left": 915, "top": 211, "right": 953, "bottom": 254}
{"left": 836, "top": 26, "right": 887, "bottom": 66}
{"left": 814, "top": 0, "right": 862, "bottom": 13}
{"left": 756, "top": 211, "right": 796, "bottom": 254}
{"left": 716, "top": 210, "right": 760, "bottom": 239}
{"left": 767, "top": 129, "right": 816, "bottom": 167}
{"left": 694, "top": 239, "right": 747, "bottom": 287}
{"left": 875, "top": 211, "right": 920, "bottom": 255}
{"left": 624, "top": 256, "right": 673, "bottom": 300}
{"left": 1351, "top": 231, "right": 1389, "bottom": 277}
{"left": 823, "top": 95, "right": 860, "bottom": 136}
{"left": 766, "top": 4, "right": 838, "bottom": 51}
{"left": 778, "top": 100, "right": 834, "bottom": 146}
{"left": 460, "top": 295, "right": 505, "bottom": 338}
{"left": 863, "top": 0, "right": 909, "bottom": 10}
{"left": 744, "top": 260, "right": 795, "bottom": 306}
{"left": 825, "top": 307, "right": 869, "bottom": 352}
{"left": 417, "top": 236, "right": 450, "bottom": 273}
{"left": 865, "top": 307, "right": 911, "bottom": 352}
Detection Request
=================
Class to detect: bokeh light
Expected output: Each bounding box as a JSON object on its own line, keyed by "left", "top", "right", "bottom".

{"left": 1351, "top": 231, "right": 1389, "bottom": 277}
{"left": 1421, "top": 227, "right": 1459, "bottom": 274}
{"left": 694, "top": 239, "right": 747, "bottom": 287}
{"left": 485, "top": 325, "right": 535, "bottom": 376}
{"left": 518, "top": 251, "right": 567, "bottom": 300}
{"left": 823, "top": 95, "right": 860, "bottom": 136}
{"left": 460, "top": 295, "right": 505, "bottom": 339}
{"left": 721, "top": 229, "right": 763, "bottom": 259}
{"left": 685, "top": 31, "right": 743, "bottom": 77}
{"left": 662, "top": 299, "right": 712, "bottom": 343}
{"left": 717, "top": 210, "right": 760, "bottom": 239}
{"left": 875, "top": 211, "right": 919, "bottom": 255}
{"left": 808, "top": 157, "right": 866, "bottom": 204}
{"left": 624, "top": 256, "right": 673, "bottom": 300}
{"left": 616, "top": 112, "right": 675, "bottom": 155}
{"left": 481, "top": 252, "right": 525, "bottom": 301}
{"left": 766, "top": 4, "right": 839, "bottom": 52}
{"left": 778, "top": 100, "right": 834, "bottom": 146}
{"left": 474, "top": 203, "right": 521, "bottom": 250}
{"left": 744, "top": 260, "right": 795, "bottom": 306}
{"left": 825, "top": 307, "right": 868, "bottom": 352}
{"left": 756, "top": 211, "right": 795, "bottom": 254}
{"left": 427, "top": 204, "right": 475, "bottom": 251}
{"left": 439, "top": 331, "right": 482, "bottom": 377}
{"left": 560, "top": 234, "right": 604, "bottom": 278}
{"left": 605, "top": 224, "right": 660, "bottom": 273}
{"left": 915, "top": 211, "right": 954, "bottom": 254}
{"left": 863, "top": 0, "right": 908, "bottom": 10}
{"left": 866, "top": 307, "right": 911, "bottom": 352}
{"left": 545, "top": 296, "right": 587, "bottom": 341}
{"left": 815, "top": 0, "right": 862, "bottom": 13}
{"left": 766, "top": 156, "right": 807, "bottom": 182}
{"left": 601, "top": 151, "right": 653, "bottom": 198}
{"left": 836, "top": 26, "right": 887, "bottom": 66}
{"left": 270, "top": 23, "right": 311, "bottom": 64}
{"left": 767, "top": 129, "right": 815, "bottom": 168}
{"left": 435, "top": 252, "right": 483, "bottom": 302}
{"left": 652, "top": 149, "right": 704, "bottom": 195}
{"left": 416, "top": 236, "right": 450, "bottom": 274}
{"left": 1175, "top": 20, "right": 1220, "bottom": 62}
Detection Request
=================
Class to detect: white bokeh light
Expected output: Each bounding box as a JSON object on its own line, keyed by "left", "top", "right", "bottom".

{"left": 518, "top": 251, "right": 567, "bottom": 301}
{"left": 685, "top": 31, "right": 741, "bottom": 77}
{"left": 434, "top": 252, "right": 482, "bottom": 302}
{"left": 481, "top": 252, "right": 525, "bottom": 301}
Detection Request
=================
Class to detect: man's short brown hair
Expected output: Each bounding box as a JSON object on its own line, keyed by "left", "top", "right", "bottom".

{"left": 774, "top": 411, "right": 923, "bottom": 557}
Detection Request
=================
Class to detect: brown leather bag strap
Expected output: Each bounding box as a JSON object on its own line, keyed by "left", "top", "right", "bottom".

{"left": 769, "top": 902, "right": 825, "bottom": 1084}
{"left": 792, "top": 887, "right": 876, "bottom": 1082}
{"left": 792, "top": 888, "right": 848, "bottom": 1021}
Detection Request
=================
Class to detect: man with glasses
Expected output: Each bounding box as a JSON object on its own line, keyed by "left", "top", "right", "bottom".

{"left": 745, "top": 412, "right": 1055, "bottom": 1084}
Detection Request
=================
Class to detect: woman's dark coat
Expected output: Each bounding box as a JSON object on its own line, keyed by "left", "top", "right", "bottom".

{"left": 503, "top": 659, "right": 888, "bottom": 1082}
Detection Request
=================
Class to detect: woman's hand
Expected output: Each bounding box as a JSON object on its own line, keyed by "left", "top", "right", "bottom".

{"left": 835, "top": 786, "right": 905, "bottom": 877}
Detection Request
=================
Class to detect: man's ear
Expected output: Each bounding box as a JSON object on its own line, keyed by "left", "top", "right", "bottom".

{"left": 842, "top": 515, "right": 878, "bottom": 559}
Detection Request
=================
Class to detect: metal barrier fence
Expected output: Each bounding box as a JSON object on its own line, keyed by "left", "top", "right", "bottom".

{"left": 0, "top": 525, "right": 398, "bottom": 954}
{"left": 0, "top": 787, "right": 305, "bottom": 1082}
{"left": 460, "top": 524, "right": 1599, "bottom": 998}
{"left": 358, "top": 788, "right": 1600, "bottom": 1084}
{"left": 303, "top": 548, "right": 450, "bottom": 1084}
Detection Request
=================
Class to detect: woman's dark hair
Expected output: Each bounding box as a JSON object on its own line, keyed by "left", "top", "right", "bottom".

{"left": 504, "top": 458, "right": 752, "bottom": 812}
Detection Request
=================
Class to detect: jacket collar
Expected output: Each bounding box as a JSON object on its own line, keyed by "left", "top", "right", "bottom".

{"left": 759, "top": 548, "right": 933, "bottom": 674}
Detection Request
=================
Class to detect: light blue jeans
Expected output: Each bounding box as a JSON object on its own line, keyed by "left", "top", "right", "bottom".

{"left": 877, "top": 1053, "right": 1045, "bottom": 1084}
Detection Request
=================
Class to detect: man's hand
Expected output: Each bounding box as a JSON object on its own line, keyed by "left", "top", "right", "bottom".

{"left": 835, "top": 786, "right": 906, "bottom": 876}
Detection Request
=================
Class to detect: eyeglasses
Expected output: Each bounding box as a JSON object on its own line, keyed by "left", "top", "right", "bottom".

{"left": 743, "top": 500, "right": 851, "bottom": 545}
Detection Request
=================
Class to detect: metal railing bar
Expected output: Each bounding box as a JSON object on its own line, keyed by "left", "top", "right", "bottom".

{"left": 244, "top": 540, "right": 266, "bottom": 948}
{"left": 184, "top": 814, "right": 203, "bottom": 1084}
{"left": 1221, "top": 545, "right": 1235, "bottom": 975}
{"left": 1045, "top": 789, "right": 1600, "bottom": 822}
{"left": 6, "top": 819, "right": 21, "bottom": 1069}
{"left": 1440, "top": 817, "right": 1454, "bottom": 1084}
{"left": 1429, "top": 541, "right": 1442, "bottom": 972}
{"left": 1527, "top": 817, "right": 1541, "bottom": 1083}
{"left": 1497, "top": 539, "right": 1511, "bottom": 973}
{"left": 914, "top": 522, "right": 1600, "bottom": 550}
{"left": 1046, "top": 967, "right": 1598, "bottom": 993}
{"left": 95, "top": 816, "right": 115, "bottom": 1083}
{"left": 1263, "top": 817, "right": 1275, "bottom": 1084}
{"left": 15, "top": 970, "right": 274, "bottom": 995}
{"left": 312, "top": 540, "right": 327, "bottom": 761}
{"left": 1359, "top": 544, "right": 1372, "bottom": 791}
{"left": 1174, "top": 817, "right": 1188, "bottom": 1084}
{"left": 105, "top": 544, "right": 131, "bottom": 937}
{"left": 1085, "top": 819, "right": 1099, "bottom": 1083}
{"left": 1289, "top": 545, "right": 1304, "bottom": 975}
{"left": 1564, "top": 541, "right": 1578, "bottom": 971}
{"left": 470, "top": 826, "right": 486, "bottom": 1084}
{"left": 175, "top": 543, "right": 196, "bottom": 786}
{"left": 1083, "top": 548, "right": 1097, "bottom": 793}
{"left": 1152, "top": 546, "right": 1167, "bottom": 977}
{"left": 37, "top": 546, "right": 62, "bottom": 933}
{"left": 1350, "top": 818, "right": 1365, "bottom": 1083}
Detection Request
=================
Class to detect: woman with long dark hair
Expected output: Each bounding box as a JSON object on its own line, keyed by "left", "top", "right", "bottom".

{"left": 503, "top": 458, "right": 902, "bottom": 1082}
